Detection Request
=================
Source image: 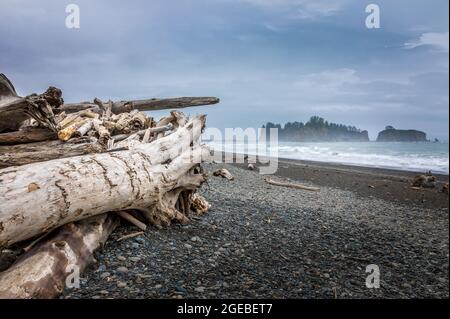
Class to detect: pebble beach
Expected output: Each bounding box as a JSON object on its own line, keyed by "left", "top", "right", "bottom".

{"left": 62, "top": 160, "right": 449, "bottom": 299}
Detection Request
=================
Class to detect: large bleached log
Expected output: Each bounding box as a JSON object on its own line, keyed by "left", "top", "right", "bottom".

{"left": 60, "top": 96, "right": 220, "bottom": 114}
{"left": 0, "top": 214, "right": 118, "bottom": 299}
{"left": 0, "top": 115, "right": 209, "bottom": 247}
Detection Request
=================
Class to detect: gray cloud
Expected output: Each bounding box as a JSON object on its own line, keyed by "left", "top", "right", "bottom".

{"left": 0, "top": 0, "right": 448, "bottom": 140}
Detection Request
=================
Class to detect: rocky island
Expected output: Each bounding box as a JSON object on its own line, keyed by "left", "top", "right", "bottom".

{"left": 263, "top": 116, "right": 370, "bottom": 142}
{"left": 377, "top": 126, "right": 428, "bottom": 142}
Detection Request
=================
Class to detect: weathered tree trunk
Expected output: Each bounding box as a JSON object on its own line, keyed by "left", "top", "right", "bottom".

{"left": 0, "top": 115, "right": 209, "bottom": 247}
{"left": 61, "top": 97, "right": 220, "bottom": 114}
{"left": 0, "top": 214, "right": 118, "bottom": 299}
{"left": 0, "top": 127, "right": 57, "bottom": 145}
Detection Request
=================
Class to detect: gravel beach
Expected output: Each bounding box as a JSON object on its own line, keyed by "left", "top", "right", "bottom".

{"left": 62, "top": 161, "right": 449, "bottom": 299}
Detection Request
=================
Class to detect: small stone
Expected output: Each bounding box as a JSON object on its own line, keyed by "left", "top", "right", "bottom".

{"left": 117, "top": 281, "right": 127, "bottom": 288}
{"left": 131, "top": 243, "right": 140, "bottom": 249}
{"left": 99, "top": 290, "right": 109, "bottom": 295}
{"left": 154, "top": 284, "right": 163, "bottom": 289}
{"left": 184, "top": 243, "right": 193, "bottom": 249}
{"left": 98, "top": 265, "right": 106, "bottom": 272}
{"left": 195, "top": 287, "right": 206, "bottom": 293}
{"left": 117, "top": 256, "right": 126, "bottom": 261}
{"left": 100, "top": 272, "right": 111, "bottom": 279}
{"left": 129, "top": 257, "right": 141, "bottom": 262}
{"left": 190, "top": 236, "right": 200, "bottom": 242}
{"left": 135, "top": 237, "right": 145, "bottom": 244}
{"left": 117, "top": 266, "right": 128, "bottom": 273}
{"left": 175, "top": 285, "right": 187, "bottom": 294}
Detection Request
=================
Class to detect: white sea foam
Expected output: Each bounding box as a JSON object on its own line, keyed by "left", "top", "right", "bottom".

{"left": 207, "top": 141, "right": 449, "bottom": 174}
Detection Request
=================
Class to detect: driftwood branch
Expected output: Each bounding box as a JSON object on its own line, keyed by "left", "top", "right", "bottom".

{"left": 117, "top": 211, "right": 147, "bottom": 231}
{"left": 264, "top": 177, "right": 320, "bottom": 192}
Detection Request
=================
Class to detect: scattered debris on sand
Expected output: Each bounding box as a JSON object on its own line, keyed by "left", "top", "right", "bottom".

{"left": 213, "top": 168, "right": 235, "bottom": 181}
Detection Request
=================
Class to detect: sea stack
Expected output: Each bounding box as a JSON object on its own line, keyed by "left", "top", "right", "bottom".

{"left": 376, "top": 126, "right": 427, "bottom": 142}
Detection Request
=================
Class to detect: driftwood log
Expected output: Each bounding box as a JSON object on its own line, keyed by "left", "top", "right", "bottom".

{"left": 61, "top": 97, "right": 220, "bottom": 114}
{"left": 0, "top": 127, "right": 57, "bottom": 145}
{"left": 0, "top": 214, "right": 118, "bottom": 299}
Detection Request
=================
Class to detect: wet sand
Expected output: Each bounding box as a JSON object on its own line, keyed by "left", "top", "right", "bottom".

{"left": 236, "top": 156, "right": 449, "bottom": 210}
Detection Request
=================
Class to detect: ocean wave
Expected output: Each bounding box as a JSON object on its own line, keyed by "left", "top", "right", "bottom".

{"left": 206, "top": 141, "right": 449, "bottom": 174}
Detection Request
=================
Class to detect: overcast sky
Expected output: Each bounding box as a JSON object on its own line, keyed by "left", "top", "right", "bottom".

{"left": 1, "top": 0, "right": 448, "bottom": 140}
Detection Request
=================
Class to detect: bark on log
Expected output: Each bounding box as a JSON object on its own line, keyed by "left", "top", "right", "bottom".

{"left": 61, "top": 97, "right": 220, "bottom": 114}
{"left": 0, "top": 128, "right": 57, "bottom": 146}
{"left": 0, "top": 115, "right": 209, "bottom": 247}
{"left": 0, "top": 214, "right": 118, "bottom": 299}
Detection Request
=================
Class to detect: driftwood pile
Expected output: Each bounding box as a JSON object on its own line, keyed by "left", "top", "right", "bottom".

{"left": 0, "top": 74, "right": 219, "bottom": 298}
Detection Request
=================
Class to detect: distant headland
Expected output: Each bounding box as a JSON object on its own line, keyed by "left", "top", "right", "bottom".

{"left": 262, "top": 117, "right": 430, "bottom": 142}
{"left": 262, "top": 116, "right": 369, "bottom": 142}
